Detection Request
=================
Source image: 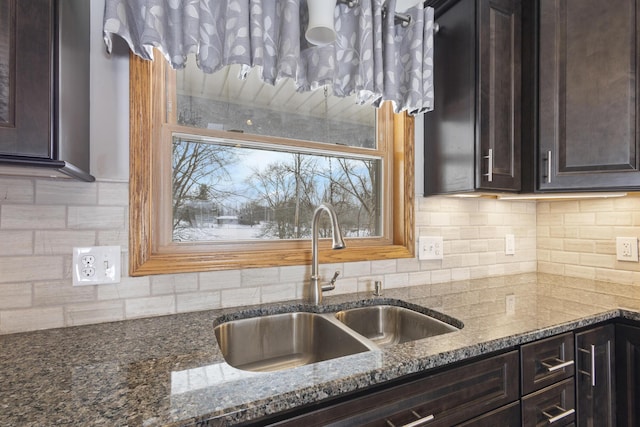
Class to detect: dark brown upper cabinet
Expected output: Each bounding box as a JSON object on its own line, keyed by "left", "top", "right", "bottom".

{"left": 0, "top": 0, "right": 93, "bottom": 181}
{"left": 424, "top": 0, "right": 522, "bottom": 195}
{"left": 535, "top": 0, "right": 640, "bottom": 191}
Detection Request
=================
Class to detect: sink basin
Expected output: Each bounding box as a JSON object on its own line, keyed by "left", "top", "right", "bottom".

{"left": 335, "top": 305, "right": 459, "bottom": 347}
{"left": 214, "top": 312, "right": 371, "bottom": 372}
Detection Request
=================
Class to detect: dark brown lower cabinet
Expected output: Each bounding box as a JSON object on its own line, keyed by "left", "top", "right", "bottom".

{"left": 265, "top": 351, "right": 519, "bottom": 427}
{"left": 616, "top": 323, "right": 640, "bottom": 426}
{"left": 575, "top": 325, "right": 615, "bottom": 427}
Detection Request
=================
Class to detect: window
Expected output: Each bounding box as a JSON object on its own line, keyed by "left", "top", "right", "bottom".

{"left": 129, "top": 51, "right": 415, "bottom": 275}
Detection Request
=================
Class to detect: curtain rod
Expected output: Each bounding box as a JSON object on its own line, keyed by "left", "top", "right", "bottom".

{"left": 337, "top": 0, "right": 414, "bottom": 28}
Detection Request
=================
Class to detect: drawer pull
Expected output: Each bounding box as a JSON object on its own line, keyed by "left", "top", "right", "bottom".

{"left": 385, "top": 413, "right": 435, "bottom": 427}
{"left": 483, "top": 148, "right": 493, "bottom": 182}
{"left": 541, "top": 358, "right": 574, "bottom": 372}
{"left": 401, "top": 414, "right": 435, "bottom": 427}
{"left": 542, "top": 406, "right": 575, "bottom": 424}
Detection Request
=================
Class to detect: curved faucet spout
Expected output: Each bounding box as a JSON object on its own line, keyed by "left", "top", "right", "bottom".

{"left": 309, "top": 203, "right": 346, "bottom": 305}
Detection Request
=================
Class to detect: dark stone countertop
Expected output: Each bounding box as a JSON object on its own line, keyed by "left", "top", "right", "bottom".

{"left": 1, "top": 272, "right": 637, "bottom": 426}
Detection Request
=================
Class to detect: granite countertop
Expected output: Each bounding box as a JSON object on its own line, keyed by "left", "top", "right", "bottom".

{"left": 1, "top": 272, "right": 638, "bottom": 426}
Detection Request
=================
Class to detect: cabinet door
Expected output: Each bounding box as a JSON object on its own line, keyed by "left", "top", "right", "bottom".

{"left": 424, "top": 0, "right": 521, "bottom": 195}
{"left": 575, "top": 324, "right": 615, "bottom": 427}
{"left": 478, "top": 0, "right": 521, "bottom": 191}
{"left": 616, "top": 323, "right": 640, "bottom": 426}
{"left": 537, "top": 0, "right": 640, "bottom": 191}
{"left": 0, "top": 0, "right": 54, "bottom": 158}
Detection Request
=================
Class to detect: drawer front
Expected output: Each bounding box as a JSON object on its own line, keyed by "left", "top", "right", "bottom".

{"left": 456, "top": 401, "right": 520, "bottom": 426}
{"left": 522, "top": 378, "right": 575, "bottom": 427}
{"left": 270, "top": 351, "right": 519, "bottom": 427}
{"left": 521, "top": 332, "right": 574, "bottom": 395}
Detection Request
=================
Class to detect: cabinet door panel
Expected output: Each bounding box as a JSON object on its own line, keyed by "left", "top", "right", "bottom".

{"left": 538, "top": 0, "right": 640, "bottom": 190}
{"left": 615, "top": 323, "right": 640, "bottom": 426}
{"left": 575, "top": 324, "right": 615, "bottom": 427}
{"left": 0, "top": 0, "right": 53, "bottom": 158}
{"left": 478, "top": 0, "right": 521, "bottom": 191}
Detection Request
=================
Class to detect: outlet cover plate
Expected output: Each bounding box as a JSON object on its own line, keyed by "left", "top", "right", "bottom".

{"left": 73, "top": 246, "right": 121, "bottom": 286}
{"left": 616, "top": 237, "right": 639, "bottom": 262}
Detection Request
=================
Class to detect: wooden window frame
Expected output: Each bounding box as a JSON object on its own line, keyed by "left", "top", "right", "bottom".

{"left": 128, "top": 52, "right": 415, "bottom": 276}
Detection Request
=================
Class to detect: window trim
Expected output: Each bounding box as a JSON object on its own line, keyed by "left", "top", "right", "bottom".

{"left": 128, "top": 52, "right": 415, "bottom": 276}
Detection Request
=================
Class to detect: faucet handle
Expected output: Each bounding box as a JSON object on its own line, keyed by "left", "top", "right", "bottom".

{"left": 322, "top": 271, "right": 340, "bottom": 292}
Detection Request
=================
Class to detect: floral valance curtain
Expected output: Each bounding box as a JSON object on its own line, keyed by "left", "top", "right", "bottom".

{"left": 103, "top": 0, "right": 434, "bottom": 115}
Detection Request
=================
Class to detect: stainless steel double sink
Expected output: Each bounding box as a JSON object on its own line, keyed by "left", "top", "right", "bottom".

{"left": 214, "top": 302, "right": 462, "bottom": 372}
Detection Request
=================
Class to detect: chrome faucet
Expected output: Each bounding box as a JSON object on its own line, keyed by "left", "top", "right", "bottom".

{"left": 308, "top": 203, "right": 346, "bottom": 304}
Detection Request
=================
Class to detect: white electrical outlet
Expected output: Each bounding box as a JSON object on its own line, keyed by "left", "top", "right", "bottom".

{"left": 616, "top": 237, "right": 639, "bottom": 262}
{"left": 418, "top": 236, "right": 444, "bottom": 260}
{"left": 506, "top": 294, "right": 516, "bottom": 315}
{"left": 73, "top": 246, "right": 121, "bottom": 286}
{"left": 505, "top": 234, "right": 515, "bottom": 255}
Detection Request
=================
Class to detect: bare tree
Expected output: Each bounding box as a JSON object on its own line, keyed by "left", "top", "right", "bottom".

{"left": 172, "top": 140, "right": 237, "bottom": 235}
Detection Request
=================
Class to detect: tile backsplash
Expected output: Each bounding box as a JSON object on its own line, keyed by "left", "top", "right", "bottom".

{"left": 0, "top": 177, "right": 539, "bottom": 334}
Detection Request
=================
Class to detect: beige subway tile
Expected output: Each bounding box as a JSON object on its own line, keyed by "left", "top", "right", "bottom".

{"left": 450, "top": 268, "right": 471, "bottom": 281}
{"left": 383, "top": 272, "right": 410, "bottom": 289}
{"left": 221, "top": 287, "right": 260, "bottom": 308}
{"left": 595, "top": 268, "right": 634, "bottom": 285}
{"left": 580, "top": 253, "right": 616, "bottom": 269}
{"left": 431, "top": 269, "right": 452, "bottom": 284}
{"left": 68, "top": 206, "right": 126, "bottom": 230}
{"left": 97, "top": 230, "right": 128, "bottom": 247}
{"left": 550, "top": 250, "right": 580, "bottom": 265}
{"left": 429, "top": 212, "right": 451, "bottom": 226}
{"left": 614, "top": 196, "right": 640, "bottom": 211}
{"left": 579, "top": 199, "right": 614, "bottom": 212}
{"left": 578, "top": 226, "right": 615, "bottom": 240}
{"left": 343, "top": 261, "right": 371, "bottom": 277}
{"left": 36, "top": 181, "right": 98, "bottom": 205}
{"left": 66, "top": 301, "right": 125, "bottom": 326}
{"left": 537, "top": 249, "right": 551, "bottom": 262}
{"left": 408, "top": 271, "right": 431, "bottom": 286}
{"left": 34, "top": 230, "right": 96, "bottom": 254}
{"left": 125, "top": 295, "right": 176, "bottom": 318}
{"left": 478, "top": 227, "right": 499, "bottom": 239}
{"left": 241, "top": 267, "right": 279, "bottom": 287}
{"left": 0, "top": 307, "right": 64, "bottom": 334}
{"left": 370, "top": 259, "right": 397, "bottom": 275}
{"left": 176, "top": 292, "right": 221, "bottom": 312}
{"left": 34, "top": 281, "right": 96, "bottom": 306}
{"left": 549, "top": 201, "right": 579, "bottom": 213}
{"left": 596, "top": 212, "right": 632, "bottom": 226}
{"left": 537, "top": 202, "right": 551, "bottom": 213}
{"left": 151, "top": 274, "right": 198, "bottom": 295}
{"left": 396, "top": 257, "right": 420, "bottom": 273}
{"left": 564, "top": 265, "right": 596, "bottom": 280}
{"left": 97, "top": 277, "right": 150, "bottom": 300}
{"left": 537, "top": 213, "right": 564, "bottom": 226}
{"left": 0, "top": 256, "right": 64, "bottom": 283}
{"left": 0, "top": 231, "right": 33, "bottom": 255}
{"left": 0, "top": 283, "right": 32, "bottom": 309}
{"left": 563, "top": 239, "right": 595, "bottom": 253}
{"left": 1, "top": 205, "right": 66, "bottom": 229}
{"left": 261, "top": 283, "right": 296, "bottom": 303}
{"left": 332, "top": 277, "right": 358, "bottom": 295}
{"left": 199, "top": 269, "right": 242, "bottom": 291}
{"left": 537, "top": 261, "right": 565, "bottom": 275}
{"left": 97, "top": 182, "right": 129, "bottom": 206}
{"left": 459, "top": 227, "right": 480, "bottom": 239}
{"left": 594, "top": 241, "right": 615, "bottom": 255}
{"left": 279, "top": 265, "right": 307, "bottom": 284}
{"left": 0, "top": 178, "right": 34, "bottom": 203}
{"left": 564, "top": 213, "right": 596, "bottom": 225}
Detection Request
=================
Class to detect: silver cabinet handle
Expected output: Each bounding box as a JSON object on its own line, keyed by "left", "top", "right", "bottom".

{"left": 590, "top": 344, "right": 596, "bottom": 386}
{"left": 401, "top": 413, "right": 435, "bottom": 427}
{"left": 483, "top": 148, "right": 493, "bottom": 182}
{"left": 577, "top": 345, "right": 596, "bottom": 386}
{"left": 542, "top": 406, "right": 575, "bottom": 424}
{"left": 385, "top": 413, "right": 435, "bottom": 427}
{"left": 541, "top": 358, "right": 574, "bottom": 372}
{"left": 544, "top": 150, "right": 552, "bottom": 183}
